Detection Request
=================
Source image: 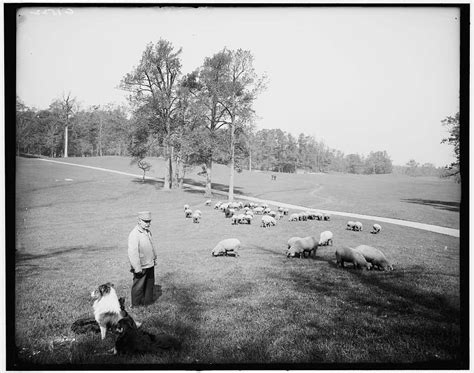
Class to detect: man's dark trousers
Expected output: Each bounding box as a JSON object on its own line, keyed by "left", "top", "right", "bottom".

{"left": 131, "top": 267, "right": 155, "bottom": 306}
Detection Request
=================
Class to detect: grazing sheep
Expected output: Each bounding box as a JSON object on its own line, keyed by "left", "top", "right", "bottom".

{"left": 323, "top": 214, "right": 330, "bottom": 221}
{"left": 286, "top": 245, "right": 304, "bottom": 258}
{"left": 335, "top": 247, "right": 372, "bottom": 270}
{"left": 353, "top": 222, "right": 363, "bottom": 231}
{"left": 205, "top": 200, "right": 212, "bottom": 206}
{"left": 298, "top": 212, "right": 308, "bottom": 221}
{"left": 269, "top": 210, "right": 277, "bottom": 218}
{"left": 346, "top": 221, "right": 356, "bottom": 230}
{"left": 192, "top": 211, "right": 201, "bottom": 223}
{"left": 315, "top": 212, "right": 324, "bottom": 220}
{"left": 263, "top": 207, "right": 272, "bottom": 215}
{"left": 288, "top": 236, "right": 319, "bottom": 258}
{"left": 319, "top": 231, "right": 333, "bottom": 246}
{"left": 354, "top": 245, "right": 393, "bottom": 271}
{"left": 287, "top": 236, "right": 301, "bottom": 250}
{"left": 283, "top": 208, "right": 289, "bottom": 216}
{"left": 231, "top": 214, "right": 240, "bottom": 225}
{"left": 278, "top": 207, "right": 284, "bottom": 213}
{"left": 240, "top": 214, "right": 252, "bottom": 224}
{"left": 214, "top": 202, "right": 222, "bottom": 210}
{"left": 243, "top": 202, "right": 251, "bottom": 208}
{"left": 245, "top": 210, "right": 254, "bottom": 218}
{"left": 261, "top": 203, "right": 268, "bottom": 209}
{"left": 211, "top": 238, "right": 240, "bottom": 257}
{"left": 219, "top": 203, "right": 230, "bottom": 211}
{"left": 371, "top": 224, "right": 382, "bottom": 234}
{"left": 289, "top": 213, "right": 299, "bottom": 222}
{"left": 185, "top": 208, "right": 193, "bottom": 218}
{"left": 184, "top": 204, "right": 190, "bottom": 211}
{"left": 261, "top": 215, "right": 277, "bottom": 228}
{"left": 229, "top": 202, "right": 240, "bottom": 210}
{"left": 307, "top": 212, "right": 317, "bottom": 220}
{"left": 254, "top": 206, "right": 264, "bottom": 215}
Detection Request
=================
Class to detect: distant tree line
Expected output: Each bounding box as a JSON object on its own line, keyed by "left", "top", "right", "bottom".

{"left": 16, "top": 38, "right": 460, "bottom": 189}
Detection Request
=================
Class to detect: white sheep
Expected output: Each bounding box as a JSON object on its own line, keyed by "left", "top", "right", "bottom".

{"left": 269, "top": 210, "right": 277, "bottom": 218}
{"left": 263, "top": 207, "right": 272, "bottom": 215}
{"left": 289, "top": 213, "right": 299, "bottom": 222}
{"left": 371, "top": 224, "right": 382, "bottom": 234}
{"left": 278, "top": 207, "right": 284, "bottom": 213}
{"left": 346, "top": 221, "right": 356, "bottom": 230}
{"left": 254, "top": 206, "right": 264, "bottom": 215}
{"left": 287, "top": 236, "right": 301, "bottom": 250}
{"left": 354, "top": 245, "right": 393, "bottom": 271}
{"left": 283, "top": 208, "right": 289, "bottom": 216}
{"left": 184, "top": 204, "right": 190, "bottom": 211}
{"left": 261, "top": 215, "right": 276, "bottom": 228}
{"left": 185, "top": 208, "right": 193, "bottom": 218}
{"left": 353, "top": 222, "right": 363, "bottom": 231}
{"left": 205, "top": 200, "right": 212, "bottom": 206}
{"left": 230, "top": 214, "right": 239, "bottom": 225}
{"left": 211, "top": 238, "right": 240, "bottom": 257}
{"left": 287, "top": 236, "right": 319, "bottom": 258}
{"left": 214, "top": 202, "right": 222, "bottom": 210}
{"left": 335, "top": 247, "right": 372, "bottom": 270}
{"left": 298, "top": 212, "right": 308, "bottom": 221}
{"left": 192, "top": 211, "right": 201, "bottom": 223}
{"left": 319, "top": 231, "right": 333, "bottom": 246}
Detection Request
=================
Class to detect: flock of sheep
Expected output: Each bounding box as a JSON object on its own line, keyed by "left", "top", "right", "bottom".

{"left": 183, "top": 199, "right": 393, "bottom": 271}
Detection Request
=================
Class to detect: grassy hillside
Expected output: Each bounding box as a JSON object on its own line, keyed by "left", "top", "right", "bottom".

{"left": 12, "top": 156, "right": 464, "bottom": 367}
{"left": 45, "top": 156, "right": 460, "bottom": 228}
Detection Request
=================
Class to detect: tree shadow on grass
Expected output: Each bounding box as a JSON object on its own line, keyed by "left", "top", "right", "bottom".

{"left": 280, "top": 263, "right": 462, "bottom": 365}
{"left": 16, "top": 246, "right": 114, "bottom": 262}
{"left": 182, "top": 178, "right": 245, "bottom": 195}
{"left": 131, "top": 178, "right": 164, "bottom": 187}
{"left": 401, "top": 198, "right": 460, "bottom": 212}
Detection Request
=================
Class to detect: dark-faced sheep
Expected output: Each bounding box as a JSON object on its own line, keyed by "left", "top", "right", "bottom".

{"left": 184, "top": 204, "right": 190, "bottom": 211}
{"left": 353, "top": 222, "right": 363, "bottom": 231}
{"left": 346, "top": 221, "right": 355, "bottom": 230}
{"left": 212, "top": 238, "right": 240, "bottom": 257}
{"left": 323, "top": 214, "right": 330, "bottom": 221}
{"left": 192, "top": 210, "right": 201, "bottom": 223}
{"left": 354, "top": 245, "right": 393, "bottom": 271}
{"left": 371, "top": 224, "right": 382, "bottom": 234}
{"left": 205, "top": 200, "right": 212, "bottom": 206}
{"left": 185, "top": 208, "right": 193, "bottom": 218}
{"left": 335, "top": 247, "right": 372, "bottom": 270}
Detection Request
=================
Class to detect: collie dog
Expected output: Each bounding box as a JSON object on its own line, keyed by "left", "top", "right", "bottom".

{"left": 91, "top": 282, "right": 122, "bottom": 340}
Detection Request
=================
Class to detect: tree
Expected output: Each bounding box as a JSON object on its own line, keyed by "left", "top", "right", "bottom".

{"left": 52, "top": 92, "right": 77, "bottom": 158}
{"left": 121, "top": 39, "right": 183, "bottom": 189}
{"left": 16, "top": 97, "right": 36, "bottom": 155}
{"left": 441, "top": 112, "right": 460, "bottom": 177}
{"left": 405, "top": 159, "right": 419, "bottom": 176}
{"left": 364, "top": 151, "right": 393, "bottom": 174}
{"left": 345, "top": 154, "right": 364, "bottom": 174}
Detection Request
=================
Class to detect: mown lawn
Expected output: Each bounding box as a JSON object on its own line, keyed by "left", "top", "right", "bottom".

{"left": 12, "top": 156, "right": 464, "bottom": 368}
{"left": 52, "top": 155, "right": 461, "bottom": 229}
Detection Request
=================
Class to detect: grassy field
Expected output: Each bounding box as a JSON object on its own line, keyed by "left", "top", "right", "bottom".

{"left": 48, "top": 156, "right": 461, "bottom": 229}
{"left": 12, "top": 156, "right": 464, "bottom": 368}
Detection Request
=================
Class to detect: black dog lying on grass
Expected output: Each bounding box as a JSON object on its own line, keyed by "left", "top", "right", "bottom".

{"left": 71, "top": 297, "right": 139, "bottom": 334}
{"left": 114, "top": 317, "right": 181, "bottom": 355}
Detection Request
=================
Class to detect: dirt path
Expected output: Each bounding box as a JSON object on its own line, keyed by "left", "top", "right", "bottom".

{"left": 35, "top": 158, "right": 460, "bottom": 238}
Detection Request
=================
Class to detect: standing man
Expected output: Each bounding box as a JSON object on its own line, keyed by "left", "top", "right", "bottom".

{"left": 128, "top": 211, "right": 158, "bottom": 307}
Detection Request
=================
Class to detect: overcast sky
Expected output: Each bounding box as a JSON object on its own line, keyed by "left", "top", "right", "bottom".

{"left": 16, "top": 6, "right": 460, "bottom": 167}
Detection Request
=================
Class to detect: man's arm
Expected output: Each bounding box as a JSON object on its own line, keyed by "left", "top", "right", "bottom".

{"left": 128, "top": 230, "right": 142, "bottom": 272}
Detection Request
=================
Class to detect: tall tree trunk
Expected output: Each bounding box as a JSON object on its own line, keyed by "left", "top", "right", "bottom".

{"left": 228, "top": 119, "right": 235, "bottom": 202}
{"left": 176, "top": 155, "right": 184, "bottom": 189}
{"left": 204, "top": 158, "right": 213, "bottom": 198}
{"left": 64, "top": 125, "right": 68, "bottom": 158}
{"left": 248, "top": 147, "right": 252, "bottom": 172}
{"left": 164, "top": 143, "right": 171, "bottom": 190}
{"left": 171, "top": 146, "right": 178, "bottom": 189}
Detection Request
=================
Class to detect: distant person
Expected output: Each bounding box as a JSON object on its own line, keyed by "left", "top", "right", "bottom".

{"left": 128, "top": 211, "right": 158, "bottom": 307}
